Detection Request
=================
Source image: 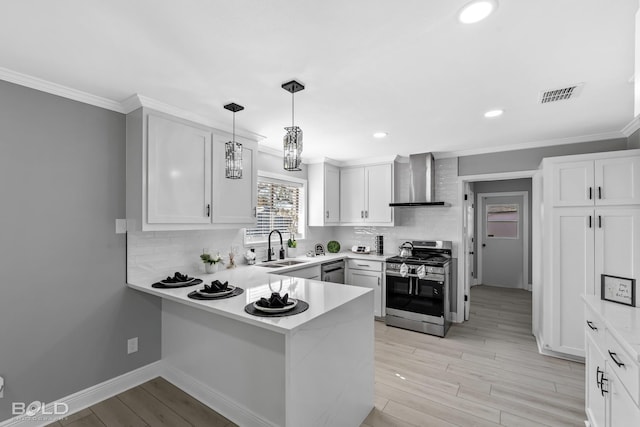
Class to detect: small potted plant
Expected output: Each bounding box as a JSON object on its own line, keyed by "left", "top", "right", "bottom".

{"left": 287, "top": 234, "right": 298, "bottom": 258}
{"left": 200, "top": 252, "right": 224, "bottom": 273}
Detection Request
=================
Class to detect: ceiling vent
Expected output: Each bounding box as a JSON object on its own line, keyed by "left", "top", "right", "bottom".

{"left": 539, "top": 84, "right": 584, "bottom": 104}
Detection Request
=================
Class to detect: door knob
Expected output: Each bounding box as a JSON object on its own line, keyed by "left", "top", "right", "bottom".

{"left": 482, "top": 244, "right": 486, "bottom": 247}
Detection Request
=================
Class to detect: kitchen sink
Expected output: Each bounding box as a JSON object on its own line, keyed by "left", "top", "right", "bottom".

{"left": 257, "top": 259, "right": 307, "bottom": 268}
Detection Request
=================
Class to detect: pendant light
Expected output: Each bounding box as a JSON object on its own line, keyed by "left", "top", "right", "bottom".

{"left": 224, "top": 102, "right": 244, "bottom": 179}
{"left": 282, "top": 80, "right": 305, "bottom": 171}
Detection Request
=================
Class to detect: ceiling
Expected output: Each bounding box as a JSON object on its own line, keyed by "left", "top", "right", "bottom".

{"left": 0, "top": 0, "right": 637, "bottom": 161}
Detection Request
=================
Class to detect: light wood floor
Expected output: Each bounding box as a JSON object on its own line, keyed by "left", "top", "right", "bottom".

{"left": 48, "top": 285, "right": 585, "bottom": 427}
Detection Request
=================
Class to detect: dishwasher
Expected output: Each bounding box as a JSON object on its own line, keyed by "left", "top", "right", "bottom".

{"left": 321, "top": 259, "right": 345, "bottom": 284}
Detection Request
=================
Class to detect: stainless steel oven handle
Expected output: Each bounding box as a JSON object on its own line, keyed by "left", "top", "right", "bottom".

{"left": 386, "top": 271, "right": 418, "bottom": 278}
{"left": 409, "top": 276, "right": 413, "bottom": 294}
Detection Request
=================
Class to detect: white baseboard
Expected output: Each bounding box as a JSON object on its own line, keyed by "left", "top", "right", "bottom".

{"left": 534, "top": 334, "right": 585, "bottom": 363}
{"left": 161, "top": 364, "right": 275, "bottom": 427}
{"left": 1, "top": 361, "right": 273, "bottom": 427}
{"left": 0, "top": 361, "right": 164, "bottom": 427}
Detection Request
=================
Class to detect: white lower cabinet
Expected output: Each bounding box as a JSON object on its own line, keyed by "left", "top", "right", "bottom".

{"left": 346, "top": 259, "right": 383, "bottom": 317}
{"left": 584, "top": 300, "right": 640, "bottom": 427}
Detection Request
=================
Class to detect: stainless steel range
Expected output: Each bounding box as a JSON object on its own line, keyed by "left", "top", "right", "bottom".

{"left": 385, "top": 240, "right": 455, "bottom": 337}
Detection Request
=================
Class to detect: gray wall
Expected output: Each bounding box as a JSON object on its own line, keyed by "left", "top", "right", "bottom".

{"left": 0, "top": 81, "right": 160, "bottom": 421}
{"left": 458, "top": 138, "right": 629, "bottom": 176}
{"left": 473, "top": 179, "right": 533, "bottom": 285}
{"left": 629, "top": 129, "right": 640, "bottom": 149}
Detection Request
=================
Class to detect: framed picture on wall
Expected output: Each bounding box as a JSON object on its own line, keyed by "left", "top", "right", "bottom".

{"left": 601, "top": 275, "right": 636, "bottom": 307}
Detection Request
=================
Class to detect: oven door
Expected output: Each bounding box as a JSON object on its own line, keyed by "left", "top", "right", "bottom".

{"left": 386, "top": 272, "right": 444, "bottom": 318}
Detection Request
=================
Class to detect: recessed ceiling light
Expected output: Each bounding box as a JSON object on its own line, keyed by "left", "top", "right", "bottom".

{"left": 373, "top": 132, "right": 388, "bottom": 138}
{"left": 458, "top": 0, "right": 498, "bottom": 24}
{"left": 484, "top": 109, "right": 503, "bottom": 118}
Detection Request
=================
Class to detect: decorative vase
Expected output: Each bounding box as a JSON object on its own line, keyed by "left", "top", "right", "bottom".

{"left": 205, "top": 263, "right": 218, "bottom": 274}
{"left": 287, "top": 247, "right": 298, "bottom": 258}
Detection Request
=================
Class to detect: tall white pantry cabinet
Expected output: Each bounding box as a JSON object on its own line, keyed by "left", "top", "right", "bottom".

{"left": 537, "top": 150, "right": 640, "bottom": 358}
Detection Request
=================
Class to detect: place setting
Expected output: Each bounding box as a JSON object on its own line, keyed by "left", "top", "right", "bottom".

{"left": 188, "top": 280, "right": 244, "bottom": 300}
{"left": 152, "top": 272, "right": 202, "bottom": 289}
{"left": 244, "top": 291, "right": 309, "bottom": 318}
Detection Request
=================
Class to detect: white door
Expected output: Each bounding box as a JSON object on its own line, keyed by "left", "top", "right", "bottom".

{"left": 551, "top": 160, "right": 595, "bottom": 207}
{"left": 340, "top": 167, "right": 365, "bottom": 223}
{"left": 464, "top": 183, "right": 475, "bottom": 321}
{"left": 325, "top": 164, "right": 340, "bottom": 224}
{"left": 147, "top": 114, "right": 212, "bottom": 224}
{"left": 347, "top": 269, "right": 381, "bottom": 317}
{"left": 551, "top": 207, "right": 594, "bottom": 357}
{"left": 595, "top": 156, "right": 640, "bottom": 206}
{"left": 365, "top": 164, "right": 392, "bottom": 223}
{"left": 594, "top": 208, "right": 640, "bottom": 298}
{"left": 211, "top": 135, "right": 257, "bottom": 224}
{"left": 478, "top": 194, "right": 526, "bottom": 288}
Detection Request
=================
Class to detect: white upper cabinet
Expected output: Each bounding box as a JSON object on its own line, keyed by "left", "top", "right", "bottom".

{"left": 308, "top": 162, "right": 340, "bottom": 226}
{"left": 210, "top": 132, "right": 257, "bottom": 224}
{"left": 340, "top": 163, "right": 394, "bottom": 226}
{"left": 126, "top": 109, "right": 258, "bottom": 231}
{"left": 340, "top": 167, "right": 366, "bottom": 223}
{"left": 147, "top": 114, "right": 212, "bottom": 224}
{"left": 551, "top": 155, "right": 640, "bottom": 207}
{"left": 594, "top": 208, "right": 640, "bottom": 289}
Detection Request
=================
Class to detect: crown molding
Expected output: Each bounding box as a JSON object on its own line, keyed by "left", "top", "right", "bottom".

{"left": 437, "top": 130, "right": 627, "bottom": 159}
{"left": 621, "top": 115, "right": 640, "bottom": 137}
{"left": 0, "top": 66, "right": 125, "bottom": 113}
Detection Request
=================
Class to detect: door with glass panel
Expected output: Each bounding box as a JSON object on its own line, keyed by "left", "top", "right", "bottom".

{"left": 478, "top": 193, "right": 527, "bottom": 288}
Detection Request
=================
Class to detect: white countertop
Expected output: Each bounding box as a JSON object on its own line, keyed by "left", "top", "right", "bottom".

{"left": 583, "top": 295, "right": 640, "bottom": 362}
{"left": 128, "top": 252, "right": 387, "bottom": 334}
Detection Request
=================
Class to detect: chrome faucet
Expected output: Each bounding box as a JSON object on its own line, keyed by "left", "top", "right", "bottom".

{"left": 268, "top": 230, "right": 286, "bottom": 261}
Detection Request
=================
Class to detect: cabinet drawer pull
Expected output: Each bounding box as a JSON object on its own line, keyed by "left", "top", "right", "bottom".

{"left": 357, "top": 264, "right": 370, "bottom": 267}
{"left": 589, "top": 187, "right": 593, "bottom": 200}
{"left": 598, "top": 186, "right": 602, "bottom": 199}
{"left": 586, "top": 320, "right": 598, "bottom": 331}
{"left": 608, "top": 350, "right": 625, "bottom": 368}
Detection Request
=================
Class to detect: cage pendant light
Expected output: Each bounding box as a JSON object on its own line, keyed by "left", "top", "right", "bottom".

{"left": 224, "top": 103, "right": 244, "bottom": 179}
{"left": 282, "top": 80, "right": 305, "bottom": 171}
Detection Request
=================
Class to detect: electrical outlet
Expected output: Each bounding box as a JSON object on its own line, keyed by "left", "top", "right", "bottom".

{"left": 127, "top": 337, "right": 138, "bottom": 354}
{"left": 115, "top": 219, "right": 127, "bottom": 234}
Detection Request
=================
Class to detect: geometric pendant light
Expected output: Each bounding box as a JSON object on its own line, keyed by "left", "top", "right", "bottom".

{"left": 281, "top": 80, "right": 305, "bottom": 171}
{"left": 224, "top": 102, "right": 244, "bottom": 179}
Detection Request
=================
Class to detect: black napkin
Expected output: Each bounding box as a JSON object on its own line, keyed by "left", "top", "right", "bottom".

{"left": 163, "top": 272, "right": 192, "bottom": 283}
{"left": 256, "top": 292, "right": 294, "bottom": 308}
{"left": 201, "top": 280, "right": 229, "bottom": 293}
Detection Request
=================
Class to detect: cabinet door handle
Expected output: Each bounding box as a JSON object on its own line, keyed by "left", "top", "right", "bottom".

{"left": 598, "top": 215, "right": 602, "bottom": 228}
{"left": 598, "top": 186, "right": 602, "bottom": 199}
{"left": 596, "top": 366, "right": 604, "bottom": 389}
{"left": 408, "top": 277, "right": 413, "bottom": 295}
{"left": 326, "top": 210, "right": 329, "bottom": 219}
{"left": 365, "top": 210, "right": 369, "bottom": 218}
{"left": 377, "top": 277, "right": 380, "bottom": 287}
{"left": 586, "top": 320, "right": 598, "bottom": 331}
{"left": 361, "top": 210, "right": 364, "bottom": 218}
{"left": 601, "top": 376, "right": 608, "bottom": 396}
{"left": 588, "top": 216, "right": 592, "bottom": 228}
{"left": 608, "top": 351, "right": 625, "bottom": 368}
{"left": 589, "top": 187, "right": 593, "bottom": 200}
{"left": 207, "top": 204, "right": 211, "bottom": 217}
{"left": 253, "top": 207, "right": 257, "bottom": 217}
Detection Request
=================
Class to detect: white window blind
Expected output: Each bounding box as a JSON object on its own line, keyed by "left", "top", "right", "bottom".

{"left": 245, "top": 177, "right": 303, "bottom": 242}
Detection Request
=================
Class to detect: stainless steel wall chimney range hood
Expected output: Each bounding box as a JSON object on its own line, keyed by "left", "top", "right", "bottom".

{"left": 389, "top": 153, "right": 450, "bottom": 207}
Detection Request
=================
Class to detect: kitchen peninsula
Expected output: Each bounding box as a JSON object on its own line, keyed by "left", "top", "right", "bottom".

{"left": 128, "top": 262, "right": 374, "bottom": 427}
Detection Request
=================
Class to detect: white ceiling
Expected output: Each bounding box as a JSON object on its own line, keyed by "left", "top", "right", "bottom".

{"left": 0, "top": 0, "right": 637, "bottom": 161}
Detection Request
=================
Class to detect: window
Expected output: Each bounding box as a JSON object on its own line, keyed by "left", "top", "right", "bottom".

{"left": 486, "top": 204, "right": 519, "bottom": 239}
{"left": 245, "top": 172, "right": 306, "bottom": 244}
